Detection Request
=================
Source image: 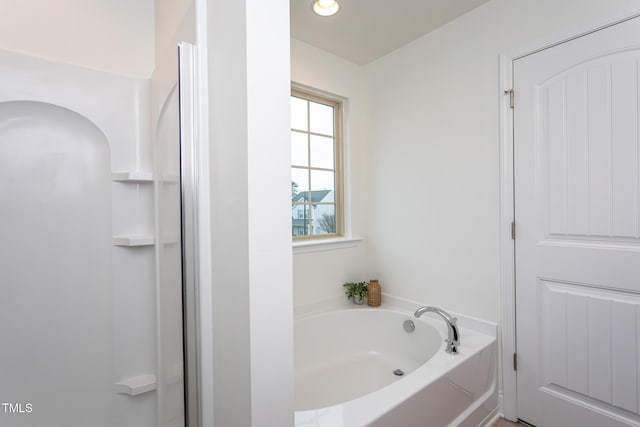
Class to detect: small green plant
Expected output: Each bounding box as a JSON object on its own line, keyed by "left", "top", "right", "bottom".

{"left": 343, "top": 281, "right": 369, "bottom": 301}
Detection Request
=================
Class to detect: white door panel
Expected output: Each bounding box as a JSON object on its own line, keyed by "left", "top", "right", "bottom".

{"left": 515, "top": 16, "right": 640, "bottom": 427}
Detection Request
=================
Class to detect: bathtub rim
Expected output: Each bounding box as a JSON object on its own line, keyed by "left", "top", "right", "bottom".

{"left": 294, "top": 293, "right": 497, "bottom": 337}
{"left": 294, "top": 294, "right": 497, "bottom": 426}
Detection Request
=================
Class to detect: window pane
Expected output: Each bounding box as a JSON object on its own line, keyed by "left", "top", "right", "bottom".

{"left": 309, "top": 101, "right": 333, "bottom": 136}
{"left": 292, "top": 204, "right": 310, "bottom": 236}
{"left": 291, "top": 97, "right": 308, "bottom": 131}
{"left": 310, "top": 169, "right": 334, "bottom": 194}
{"left": 310, "top": 135, "right": 334, "bottom": 169}
{"left": 291, "top": 131, "right": 308, "bottom": 167}
{"left": 312, "top": 204, "right": 336, "bottom": 235}
{"left": 291, "top": 168, "right": 308, "bottom": 203}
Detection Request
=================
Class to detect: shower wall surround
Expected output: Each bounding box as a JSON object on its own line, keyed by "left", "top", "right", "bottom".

{"left": 0, "top": 50, "right": 167, "bottom": 427}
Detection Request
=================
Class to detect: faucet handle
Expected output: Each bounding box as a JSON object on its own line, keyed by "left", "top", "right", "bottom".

{"left": 444, "top": 338, "right": 459, "bottom": 354}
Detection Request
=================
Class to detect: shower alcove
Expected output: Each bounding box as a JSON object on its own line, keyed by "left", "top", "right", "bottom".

{"left": 0, "top": 49, "right": 183, "bottom": 427}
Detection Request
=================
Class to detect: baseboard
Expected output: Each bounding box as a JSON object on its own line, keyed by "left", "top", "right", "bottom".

{"left": 478, "top": 409, "right": 501, "bottom": 427}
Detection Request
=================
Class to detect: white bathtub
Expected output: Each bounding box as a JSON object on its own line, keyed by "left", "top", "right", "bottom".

{"left": 294, "top": 297, "right": 498, "bottom": 427}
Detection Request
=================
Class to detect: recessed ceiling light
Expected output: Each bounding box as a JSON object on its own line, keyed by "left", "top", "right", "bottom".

{"left": 313, "top": 0, "right": 339, "bottom": 17}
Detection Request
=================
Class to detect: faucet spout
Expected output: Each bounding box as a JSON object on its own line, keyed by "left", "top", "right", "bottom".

{"left": 414, "top": 306, "right": 460, "bottom": 354}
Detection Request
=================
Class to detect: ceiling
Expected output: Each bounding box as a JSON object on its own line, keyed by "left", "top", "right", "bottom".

{"left": 290, "top": 0, "right": 491, "bottom": 65}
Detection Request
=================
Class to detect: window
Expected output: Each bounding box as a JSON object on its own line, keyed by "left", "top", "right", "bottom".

{"left": 291, "top": 87, "right": 343, "bottom": 240}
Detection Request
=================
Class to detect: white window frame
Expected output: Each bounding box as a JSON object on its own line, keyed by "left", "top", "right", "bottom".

{"left": 291, "top": 86, "right": 344, "bottom": 241}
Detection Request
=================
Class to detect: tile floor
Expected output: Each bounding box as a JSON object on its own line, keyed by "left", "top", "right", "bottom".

{"left": 493, "top": 418, "right": 523, "bottom": 427}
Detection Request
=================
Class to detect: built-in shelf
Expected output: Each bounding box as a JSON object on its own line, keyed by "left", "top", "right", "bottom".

{"left": 112, "top": 171, "right": 154, "bottom": 183}
{"left": 112, "top": 235, "right": 155, "bottom": 247}
{"left": 115, "top": 374, "right": 156, "bottom": 396}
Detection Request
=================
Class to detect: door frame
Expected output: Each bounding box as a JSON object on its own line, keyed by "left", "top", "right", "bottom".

{"left": 498, "top": 9, "right": 640, "bottom": 421}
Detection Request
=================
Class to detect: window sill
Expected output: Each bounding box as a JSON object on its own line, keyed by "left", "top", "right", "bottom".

{"left": 292, "top": 236, "right": 364, "bottom": 254}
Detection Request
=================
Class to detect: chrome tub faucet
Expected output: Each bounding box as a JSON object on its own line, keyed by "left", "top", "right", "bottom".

{"left": 414, "top": 306, "right": 460, "bottom": 354}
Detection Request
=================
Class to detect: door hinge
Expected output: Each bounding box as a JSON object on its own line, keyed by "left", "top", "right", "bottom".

{"left": 513, "top": 352, "right": 518, "bottom": 371}
{"left": 511, "top": 221, "right": 515, "bottom": 240}
{"left": 505, "top": 89, "right": 514, "bottom": 108}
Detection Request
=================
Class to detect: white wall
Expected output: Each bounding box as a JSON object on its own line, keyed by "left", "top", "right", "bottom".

{"left": 155, "top": 0, "right": 194, "bottom": 61}
{"left": 365, "top": 0, "right": 640, "bottom": 322}
{"left": 0, "top": 0, "right": 154, "bottom": 78}
{"left": 291, "top": 39, "right": 370, "bottom": 307}
{"left": 205, "top": 1, "right": 293, "bottom": 425}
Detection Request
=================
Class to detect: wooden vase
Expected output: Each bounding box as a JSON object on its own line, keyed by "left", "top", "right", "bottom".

{"left": 367, "top": 280, "right": 381, "bottom": 307}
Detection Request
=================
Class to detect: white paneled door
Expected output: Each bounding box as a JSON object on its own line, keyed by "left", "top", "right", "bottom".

{"left": 514, "top": 16, "right": 640, "bottom": 427}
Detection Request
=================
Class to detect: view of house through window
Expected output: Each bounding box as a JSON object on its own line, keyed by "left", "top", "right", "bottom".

{"left": 291, "top": 88, "right": 342, "bottom": 239}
